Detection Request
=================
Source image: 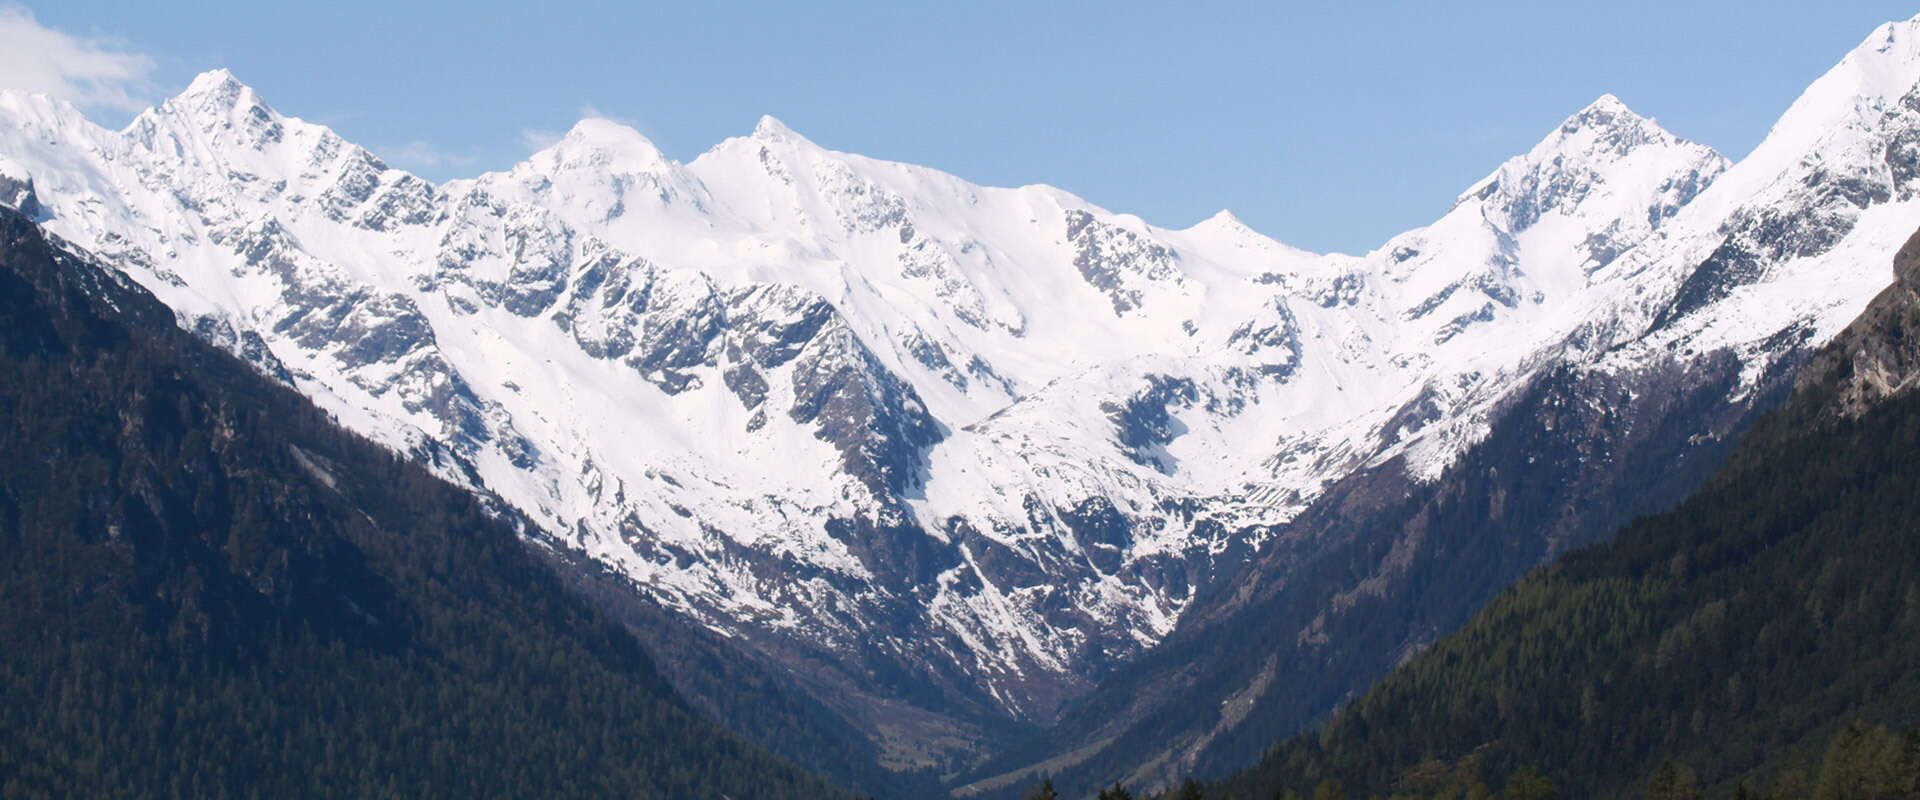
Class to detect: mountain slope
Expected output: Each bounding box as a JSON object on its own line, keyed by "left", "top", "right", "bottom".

{"left": 0, "top": 206, "right": 841, "bottom": 798}
{"left": 8, "top": 16, "right": 1920, "bottom": 784}
{"left": 1210, "top": 225, "right": 1920, "bottom": 800}
{"left": 971, "top": 352, "right": 1776, "bottom": 797}
{"left": 0, "top": 63, "right": 1735, "bottom": 765}
{"left": 976, "top": 16, "right": 1920, "bottom": 795}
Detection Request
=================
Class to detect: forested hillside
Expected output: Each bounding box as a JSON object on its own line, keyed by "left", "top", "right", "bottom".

{"left": 0, "top": 206, "right": 843, "bottom": 798}
{"left": 1200, "top": 231, "right": 1920, "bottom": 799}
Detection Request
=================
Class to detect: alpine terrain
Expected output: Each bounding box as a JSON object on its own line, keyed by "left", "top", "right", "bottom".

{"left": 1206, "top": 222, "right": 1920, "bottom": 800}
{"left": 2, "top": 11, "right": 1920, "bottom": 794}
{"left": 975, "top": 15, "right": 1920, "bottom": 795}
{"left": 0, "top": 203, "right": 842, "bottom": 798}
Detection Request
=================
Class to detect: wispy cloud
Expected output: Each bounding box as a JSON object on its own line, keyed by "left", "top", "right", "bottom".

{"left": 0, "top": 6, "right": 154, "bottom": 112}
{"left": 520, "top": 128, "right": 564, "bottom": 151}
{"left": 578, "top": 105, "right": 634, "bottom": 125}
{"left": 379, "top": 139, "right": 478, "bottom": 172}
{"left": 520, "top": 105, "right": 646, "bottom": 154}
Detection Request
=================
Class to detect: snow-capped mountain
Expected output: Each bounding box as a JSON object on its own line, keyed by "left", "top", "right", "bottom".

{"left": 963, "top": 16, "right": 1920, "bottom": 795}
{"left": 3, "top": 15, "right": 1919, "bottom": 776}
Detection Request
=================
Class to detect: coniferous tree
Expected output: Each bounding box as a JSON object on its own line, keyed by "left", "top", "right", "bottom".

{"left": 1499, "top": 765, "right": 1556, "bottom": 800}
{"left": 1310, "top": 778, "right": 1345, "bottom": 800}
{"left": 1024, "top": 777, "right": 1061, "bottom": 800}
{"left": 1812, "top": 721, "right": 1913, "bottom": 800}
{"left": 1202, "top": 259, "right": 1920, "bottom": 799}
{"left": 0, "top": 198, "right": 846, "bottom": 798}
{"left": 1644, "top": 760, "right": 1702, "bottom": 800}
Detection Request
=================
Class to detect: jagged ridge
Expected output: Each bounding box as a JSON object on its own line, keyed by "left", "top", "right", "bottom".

{"left": 3, "top": 17, "right": 1919, "bottom": 781}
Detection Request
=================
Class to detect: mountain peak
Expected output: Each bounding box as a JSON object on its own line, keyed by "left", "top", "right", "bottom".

{"left": 182, "top": 68, "right": 243, "bottom": 98}
{"left": 752, "top": 114, "right": 815, "bottom": 146}
{"left": 1204, "top": 208, "right": 1244, "bottom": 226}
{"left": 1556, "top": 93, "right": 1664, "bottom": 141}
{"left": 1187, "top": 208, "right": 1250, "bottom": 235}
{"left": 553, "top": 116, "right": 668, "bottom": 165}
{"left": 164, "top": 68, "right": 274, "bottom": 122}
{"left": 1184, "top": 208, "right": 1317, "bottom": 260}
{"left": 1738, "top": 14, "right": 1920, "bottom": 185}
{"left": 174, "top": 69, "right": 258, "bottom": 110}
{"left": 1585, "top": 92, "right": 1627, "bottom": 111}
{"left": 1571, "top": 92, "right": 1632, "bottom": 122}
{"left": 1868, "top": 14, "right": 1920, "bottom": 55}
{"left": 1830, "top": 13, "right": 1920, "bottom": 97}
{"left": 1449, "top": 92, "right": 1725, "bottom": 235}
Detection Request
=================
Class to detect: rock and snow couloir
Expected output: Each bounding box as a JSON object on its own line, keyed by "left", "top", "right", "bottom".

{"left": 2, "top": 15, "right": 1919, "bottom": 766}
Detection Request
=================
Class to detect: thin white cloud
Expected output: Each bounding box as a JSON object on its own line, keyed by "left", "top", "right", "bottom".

{"left": 521, "top": 106, "right": 643, "bottom": 154}
{"left": 380, "top": 139, "right": 477, "bottom": 172}
{"left": 0, "top": 6, "right": 154, "bottom": 112}
{"left": 521, "top": 128, "right": 564, "bottom": 151}
{"left": 579, "top": 105, "right": 634, "bottom": 124}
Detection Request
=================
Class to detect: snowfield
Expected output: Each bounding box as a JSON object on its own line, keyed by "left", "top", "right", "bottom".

{"left": 4, "top": 15, "right": 1920, "bottom": 745}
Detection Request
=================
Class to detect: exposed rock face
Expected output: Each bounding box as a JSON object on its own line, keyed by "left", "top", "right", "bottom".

{"left": 962, "top": 17, "right": 1920, "bottom": 797}
{"left": 0, "top": 173, "right": 41, "bottom": 219}
{"left": 1065, "top": 208, "right": 1185, "bottom": 314}
{"left": 1801, "top": 227, "right": 1920, "bottom": 414}
{"left": 5, "top": 17, "right": 1920, "bottom": 786}
{"left": 1659, "top": 86, "right": 1920, "bottom": 330}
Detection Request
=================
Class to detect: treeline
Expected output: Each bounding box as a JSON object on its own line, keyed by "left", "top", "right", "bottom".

{"left": 1199, "top": 310, "right": 1920, "bottom": 796}
{"left": 1028, "top": 719, "right": 1920, "bottom": 799}
{"left": 1008, "top": 243, "right": 1920, "bottom": 798}
{"left": 1295, "top": 720, "right": 1917, "bottom": 800}
{"left": 1211, "top": 370, "right": 1920, "bottom": 797}
{"left": 0, "top": 208, "right": 843, "bottom": 798}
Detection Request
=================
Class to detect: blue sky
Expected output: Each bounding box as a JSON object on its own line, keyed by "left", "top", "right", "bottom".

{"left": 8, "top": 2, "right": 1917, "bottom": 253}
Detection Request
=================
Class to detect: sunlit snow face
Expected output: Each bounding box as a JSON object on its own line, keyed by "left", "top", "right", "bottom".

{"left": 3, "top": 14, "right": 1919, "bottom": 723}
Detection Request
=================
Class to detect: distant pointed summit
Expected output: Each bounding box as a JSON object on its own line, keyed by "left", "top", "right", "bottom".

{"left": 548, "top": 117, "right": 670, "bottom": 167}
{"left": 1434, "top": 91, "right": 1727, "bottom": 250}
{"left": 181, "top": 68, "right": 243, "bottom": 98}
{"left": 1549, "top": 93, "right": 1679, "bottom": 149}
{"left": 1736, "top": 13, "right": 1920, "bottom": 188}
{"left": 751, "top": 114, "right": 814, "bottom": 146}
{"left": 164, "top": 68, "right": 276, "bottom": 125}
{"left": 1187, "top": 208, "right": 1252, "bottom": 236}
{"left": 1560, "top": 93, "right": 1638, "bottom": 131}
{"left": 1204, "top": 209, "right": 1244, "bottom": 226}
{"left": 1585, "top": 92, "right": 1628, "bottom": 111}
{"left": 173, "top": 69, "right": 259, "bottom": 110}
